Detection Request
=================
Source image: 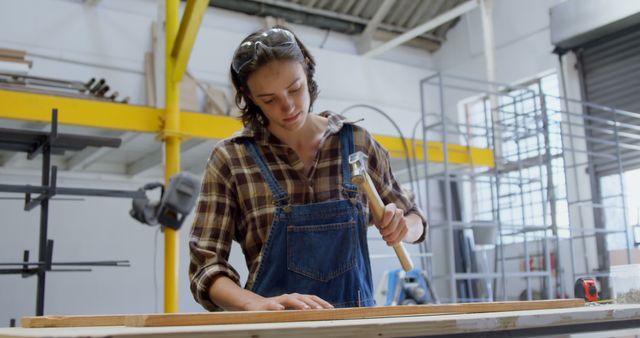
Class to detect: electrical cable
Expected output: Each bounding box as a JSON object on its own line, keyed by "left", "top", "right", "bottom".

{"left": 410, "top": 116, "right": 425, "bottom": 206}
{"left": 410, "top": 115, "right": 428, "bottom": 272}
{"left": 339, "top": 104, "right": 415, "bottom": 185}
{"left": 340, "top": 104, "right": 429, "bottom": 275}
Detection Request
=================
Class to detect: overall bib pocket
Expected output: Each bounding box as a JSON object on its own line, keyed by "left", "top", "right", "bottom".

{"left": 287, "top": 220, "right": 357, "bottom": 282}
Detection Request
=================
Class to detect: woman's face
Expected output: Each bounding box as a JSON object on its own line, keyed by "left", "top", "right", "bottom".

{"left": 247, "top": 59, "right": 311, "bottom": 133}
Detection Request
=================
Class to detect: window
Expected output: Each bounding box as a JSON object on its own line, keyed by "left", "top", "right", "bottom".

{"left": 600, "top": 168, "right": 640, "bottom": 250}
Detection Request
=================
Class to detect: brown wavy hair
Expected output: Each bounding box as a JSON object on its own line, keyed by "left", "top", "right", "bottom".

{"left": 230, "top": 26, "right": 319, "bottom": 128}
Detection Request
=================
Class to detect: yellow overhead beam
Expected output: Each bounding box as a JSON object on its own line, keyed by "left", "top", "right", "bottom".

{"left": 180, "top": 110, "right": 243, "bottom": 139}
{"left": 0, "top": 89, "right": 494, "bottom": 167}
{"left": 0, "top": 89, "right": 162, "bottom": 133}
{"left": 171, "top": 0, "right": 209, "bottom": 82}
{"left": 375, "top": 135, "right": 494, "bottom": 168}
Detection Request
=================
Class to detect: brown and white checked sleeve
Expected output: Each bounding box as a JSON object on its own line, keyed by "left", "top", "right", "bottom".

{"left": 188, "top": 145, "right": 242, "bottom": 311}
{"left": 359, "top": 128, "right": 428, "bottom": 244}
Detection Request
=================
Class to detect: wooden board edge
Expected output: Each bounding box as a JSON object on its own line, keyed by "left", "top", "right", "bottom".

{"left": 122, "top": 314, "right": 148, "bottom": 327}
{"left": 127, "top": 299, "right": 585, "bottom": 327}
{"left": 21, "top": 314, "right": 126, "bottom": 328}
{"left": 19, "top": 299, "right": 585, "bottom": 328}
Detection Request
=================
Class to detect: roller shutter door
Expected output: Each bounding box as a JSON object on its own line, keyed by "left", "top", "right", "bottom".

{"left": 578, "top": 23, "right": 640, "bottom": 176}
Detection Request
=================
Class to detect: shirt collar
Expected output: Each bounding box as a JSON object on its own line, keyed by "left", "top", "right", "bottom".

{"left": 231, "top": 111, "right": 359, "bottom": 145}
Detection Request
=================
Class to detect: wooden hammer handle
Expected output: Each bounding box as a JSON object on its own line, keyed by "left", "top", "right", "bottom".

{"left": 361, "top": 173, "right": 414, "bottom": 272}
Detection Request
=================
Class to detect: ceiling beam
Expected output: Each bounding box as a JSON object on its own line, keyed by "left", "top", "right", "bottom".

{"left": 338, "top": 0, "right": 358, "bottom": 14}
{"left": 396, "top": 0, "right": 421, "bottom": 27}
{"left": 406, "top": 0, "right": 436, "bottom": 28}
{"left": 83, "top": 0, "right": 102, "bottom": 6}
{"left": 357, "top": 0, "right": 395, "bottom": 53}
{"left": 247, "top": 0, "right": 442, "bottom": 42}
{"left": 412, "top": 0, "right": 448, "bottom": 28}
{"left": 349, "top": 0, "right": 367, "bottom": 16}
{"left": 374, "top": 30, "right": 440, "bottom": 52}
{"left": 328, "top": 0, "right": 342, "bottom": 12}
{"left": 384, "top": 0, "right": 406, "bottom": 26}
{"left": 362, "top": 0, "right": 478, "bottom": 58}
{"left": 362, "top": 0, "right": 395, "bottom": 38}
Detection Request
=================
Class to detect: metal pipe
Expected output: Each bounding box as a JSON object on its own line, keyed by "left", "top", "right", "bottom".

{"left": 164, "top": 0, "right": 181, "bottom": 313}
{"left": 439, "top": 72, "right": 457, "bottom": 302}
{"left": 609, "top": 106, "right": 632, "bottom": 265}
{"left": 420, "top": 71, "right": 434, "bottom": 286}
{"left": 538, "top": 82, "right": 562, "bottom": 299}
{"left": 511, "top": 95, "right": 532, "bottom": 300}
{"left": 557, "top": 53, "right": 581, "bottom": 289}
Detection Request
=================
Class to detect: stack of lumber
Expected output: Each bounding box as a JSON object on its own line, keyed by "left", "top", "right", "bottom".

{"left": 0, "top": 48, "right": 32, "bottom": 74}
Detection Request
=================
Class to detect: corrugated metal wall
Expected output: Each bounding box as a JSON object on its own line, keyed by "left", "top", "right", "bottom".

{"left": 578, "top": 23, "right": 640, "bottom": 176}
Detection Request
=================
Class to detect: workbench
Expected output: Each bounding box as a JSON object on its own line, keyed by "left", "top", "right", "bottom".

{"left": 1, "top": 303, "right": 640, "bottom": 337}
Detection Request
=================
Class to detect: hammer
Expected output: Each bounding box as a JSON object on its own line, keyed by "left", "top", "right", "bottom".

{"left": 349, "top": 151, "right": 414, "bottom": 272}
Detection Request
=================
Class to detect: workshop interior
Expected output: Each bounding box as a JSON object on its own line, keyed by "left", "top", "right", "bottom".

{"left": 1, "top": 0, "right": 640, "bottom": 337}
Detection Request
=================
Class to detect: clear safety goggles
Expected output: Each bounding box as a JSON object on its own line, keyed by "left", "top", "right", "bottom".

{"left": 231, "top": 28, "right": 301, "bottom": 74}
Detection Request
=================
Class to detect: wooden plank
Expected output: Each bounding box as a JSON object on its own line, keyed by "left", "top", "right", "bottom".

{"left": 8, "top": 304, "right": 640, "bottom": 338}
{"left": 20, "top": 300, "right": 582, "bottom": 328}
{"left": 22, "top": 314, "right": 127, "bottom": 328}
{"left": 204, "top": 84, "right": 227, "bottom": 115}
{"left": 180, "top": 72, "right": 199, "bottom": 112}
{"left": 0, "top": 48, "right": 27, "bottom": 59}
{"left": 20, "top": 299, "right": 583, "bottom": 328}
{"left": 144, "top": 52, "right": 156, "bottom": 107}
{"left": 0, "top": 56, "right": 31, "bottom": 65}
{"left": 126, "top": 299, "right": 584, "bottom": 327}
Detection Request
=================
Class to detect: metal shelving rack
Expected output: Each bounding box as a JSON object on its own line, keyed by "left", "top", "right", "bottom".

{"left": 416, "top": 72, "right": 636, "bottom": 303}
{"left": 424, "top": 73, "right": 555, "bottom": 303}
{"left": 0, "top": 109, "right": 144, "bottom": 316}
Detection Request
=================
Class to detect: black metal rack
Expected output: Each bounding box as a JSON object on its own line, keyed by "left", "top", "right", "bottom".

{"left": 0, "top": 109, "right": 145, "bottom": 316}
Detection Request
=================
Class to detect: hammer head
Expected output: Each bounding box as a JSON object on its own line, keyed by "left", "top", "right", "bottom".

{"left": 348, "top": 151, "right": 368, "bottom": 184}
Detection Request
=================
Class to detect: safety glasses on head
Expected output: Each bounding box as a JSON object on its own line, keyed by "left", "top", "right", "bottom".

{"left": 231, "top": 28, "right": 301, "bottom": 74}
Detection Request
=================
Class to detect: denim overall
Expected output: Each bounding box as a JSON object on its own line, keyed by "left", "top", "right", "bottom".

{"left": 243, "top": 124, "right": 375, "bottom": 308}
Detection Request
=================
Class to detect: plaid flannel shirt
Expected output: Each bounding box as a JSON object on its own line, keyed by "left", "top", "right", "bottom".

{"left": 189, "top": 112, "right": 427, "bottom": 311}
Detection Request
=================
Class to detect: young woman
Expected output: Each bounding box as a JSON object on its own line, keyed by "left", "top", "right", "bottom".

{"left": 189, "top": 26, "right": 427, "bottom": 311}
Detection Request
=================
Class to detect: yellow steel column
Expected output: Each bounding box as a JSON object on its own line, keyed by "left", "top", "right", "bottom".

{"left": 164, "top": 0, "right": 180, "bottom": 313}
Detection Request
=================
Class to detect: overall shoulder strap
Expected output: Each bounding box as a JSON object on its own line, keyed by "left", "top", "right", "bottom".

{"left": 340, "top": 124, "right": 359, "bottom": 196}
{"left": 242, "top": 139, "right": 289, "bottom": 206}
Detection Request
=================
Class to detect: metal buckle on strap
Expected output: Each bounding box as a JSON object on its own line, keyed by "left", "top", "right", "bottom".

{"left": 272, "top": 197, "right": 292, "bottom": 213}
{"left": 342, "top": 185, "right": 360, "bottom": 205}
